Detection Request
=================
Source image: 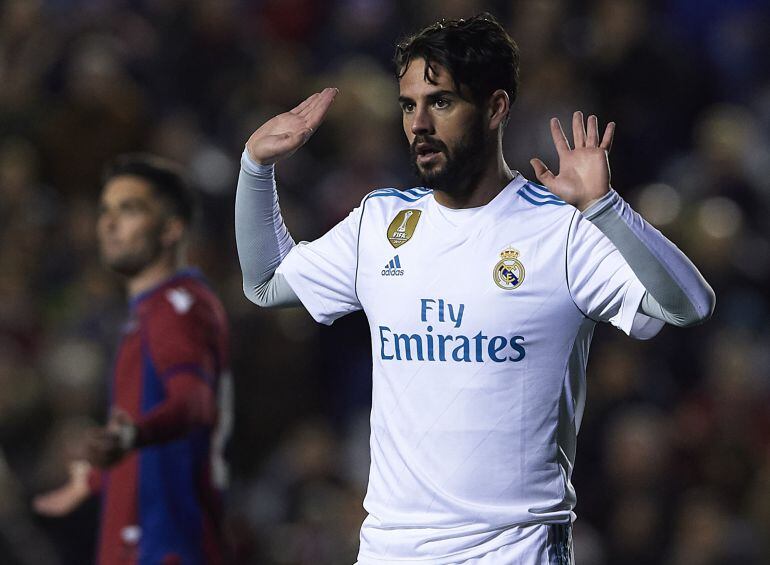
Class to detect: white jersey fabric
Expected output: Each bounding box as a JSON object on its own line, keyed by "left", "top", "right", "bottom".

{"left": 276, "top": 175, "right": 663, "bottom": 563}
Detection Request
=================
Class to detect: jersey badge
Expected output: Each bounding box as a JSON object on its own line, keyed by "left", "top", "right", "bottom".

{"left": 387, "top": 209, "right": 421, "bottom": 248}
{"left": 166, "top": 287, "right": 194, "bottom": 314}
{"left": 493, "top": 247, "right": 525, "bottom": 290}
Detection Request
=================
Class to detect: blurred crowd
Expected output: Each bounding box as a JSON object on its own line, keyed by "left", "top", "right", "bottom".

{"left": 1, "top": 0, "right": 769, "bottom": 563}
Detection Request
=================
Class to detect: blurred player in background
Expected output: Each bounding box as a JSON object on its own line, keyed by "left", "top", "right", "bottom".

{"left": 235, "top": 13, "right": 714, "bottom": 565}
{"left": 34, "top": 155, "right": 232, "bottom": 565}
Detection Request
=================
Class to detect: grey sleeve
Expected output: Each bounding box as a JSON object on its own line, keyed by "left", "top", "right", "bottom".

{"left": 234, "top": 150, "right": 302, "bottom": 308}
{"left": 582, "top": 189, "right": 715, "bottom": 327}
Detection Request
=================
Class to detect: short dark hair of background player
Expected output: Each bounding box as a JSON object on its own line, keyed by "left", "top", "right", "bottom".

{"left": 102, "top": 153, "right": 198, "bottom": 227}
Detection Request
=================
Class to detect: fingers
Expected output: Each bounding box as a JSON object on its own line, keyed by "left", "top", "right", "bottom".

{"left": 295, "top": 87, "right": 337, "bottom": 118}
{"left": 549, "top": 118, "right": 571, "bottom": 156}
{"left": 33, "top": 481, "right": 89, "bottom": 516}
{"left": 302, "top": 87, "right": 338, "bottom": 132}
{"left": 290, "top": 91, "right": 320, "bottom": 114}
{"left": 600, "top": 121, "right": 616, "bottom": 153}
{"left": 557, "top": 112, "right": 614, "bottom": 152}
{"left": 33, "top": 461, "right": 91, "bottom": 516}
{"left": 572, "top": 111, "right": 586, "bottom": 148}
{"left": 586, "top": 114, "right": 599, "bottom": 147}
{"left": 33, "top": 490, "right": 72, "bottom": 516}
{"left": 248, "top": 87, "right": 339, "bottom": 165}
{"left": 529, "top": 158, "right": 555, "bottom": 186}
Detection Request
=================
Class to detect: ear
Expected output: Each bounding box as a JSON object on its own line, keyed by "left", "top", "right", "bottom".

{"left": 160, "top": 217, "right": 185, "bottom": 248}
{"left": 487, "top": 89, "right": 510, "bottom": 131}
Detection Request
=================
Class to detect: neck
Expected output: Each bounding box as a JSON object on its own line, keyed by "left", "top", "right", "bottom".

{"left": 126, "top": 253, "right": 184, "bottom": 298}
{"left": 433, "top": 147, "right": 514, "bottom": 209}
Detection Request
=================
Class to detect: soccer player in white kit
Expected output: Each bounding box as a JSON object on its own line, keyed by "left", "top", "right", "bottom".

{"left": 234, "top": 14, "right": 714, "bottom": 565}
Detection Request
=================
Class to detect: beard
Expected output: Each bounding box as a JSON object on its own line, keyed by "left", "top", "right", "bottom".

{"left": 99, "top": 230, "right": 164, "bottom": 278}
{"left": 102, "top": 252, "right": 152, "bottom": 277}
{"left": 410, "top": 114, "right": 488, "bottom": 196}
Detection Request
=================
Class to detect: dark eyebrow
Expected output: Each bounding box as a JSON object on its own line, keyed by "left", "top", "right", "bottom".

{"left": 103, "top": 197, "right": 151, "bottom": 211}
{"left": 120, "top": 197, "right": 149, "bottom": 207}
{"left": 427, "top": 90, "right": 457, "bottom": 99}
{"left": 398, "top": 90, "right": 458, "bottom": 105}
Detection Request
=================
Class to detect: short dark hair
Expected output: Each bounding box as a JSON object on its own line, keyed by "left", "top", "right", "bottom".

{"left": 395, "top": 13, "right": 520, "bottom": 108}
{"left": 102, "top": 153, "right": 196, "bottom": 225}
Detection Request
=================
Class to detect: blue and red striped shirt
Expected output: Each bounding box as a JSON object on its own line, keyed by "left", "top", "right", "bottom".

{"left": 96, "top": 269, "right": 230, "bottom": 565}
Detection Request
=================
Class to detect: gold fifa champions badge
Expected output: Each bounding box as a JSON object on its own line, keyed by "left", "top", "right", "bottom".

{"left": 387, "top": 209, "right": 421, "bottom": 248}
{"left": 493, "top": 247, "right": 525, "bottom": 290}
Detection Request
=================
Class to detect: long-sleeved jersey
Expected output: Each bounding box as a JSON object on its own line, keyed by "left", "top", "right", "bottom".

{"left": 97, "top": 269, "right": 231, "bottom": 565}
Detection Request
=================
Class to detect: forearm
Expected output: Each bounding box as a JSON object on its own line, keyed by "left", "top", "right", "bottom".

{"left": 134, "top": 375, "right": 217, "bottom": 447}
{"left": 583, "top": 189, "right": 715, "bottom": 326}
{"left": 235, "top": 150, "right": 301, "bottom": 307}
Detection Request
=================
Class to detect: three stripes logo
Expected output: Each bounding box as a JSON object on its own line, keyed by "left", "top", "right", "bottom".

{"left": 381, "top": 255, "right": 404, "bottom": 277}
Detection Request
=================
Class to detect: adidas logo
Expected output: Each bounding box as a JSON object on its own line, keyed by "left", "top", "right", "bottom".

{"left": 381, "top": 255, "right": 404, "bottom": 276}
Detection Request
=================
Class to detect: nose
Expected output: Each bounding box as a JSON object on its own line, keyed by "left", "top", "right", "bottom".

{"left": 98, "top": 210, "right": 117, "bottom": 233}
{"left": 410, "top": 104, "right": 434, "bottom": 136}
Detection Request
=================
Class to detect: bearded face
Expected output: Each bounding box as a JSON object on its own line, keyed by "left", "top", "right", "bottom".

{"left": 399, "top": 58, "right": 493, "bottom": 198}
{"left": 409, "top": 110, "right": 488, "bottom": 195}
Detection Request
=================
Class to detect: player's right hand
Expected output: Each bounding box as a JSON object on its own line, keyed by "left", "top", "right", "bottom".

{"left": 246, "top": 87, "right": 339, "bottom": 165}
{"left": 33, "top": 460, "right": 92, "bottom": 517}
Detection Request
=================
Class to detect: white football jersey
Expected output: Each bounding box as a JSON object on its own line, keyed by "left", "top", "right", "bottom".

{"left": 276, "top": 175, "right": 663, "bottom": 563}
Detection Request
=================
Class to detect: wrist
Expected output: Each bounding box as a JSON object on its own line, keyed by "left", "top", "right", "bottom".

{"left": 581, "top": 189, "right": 618, "bottom": 219}
{"left": 577, "top": 198, "right": 600, "bottom": 212}
{"left": 116, "top": 422, "right": 137, "bottom": 452}
{"left": 241, "top": 149, "right": 275, "bottom": 180}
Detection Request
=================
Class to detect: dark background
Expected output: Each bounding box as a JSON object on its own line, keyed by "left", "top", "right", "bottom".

{"left": 1, "top": 0, "right": 769, "bottom": 563}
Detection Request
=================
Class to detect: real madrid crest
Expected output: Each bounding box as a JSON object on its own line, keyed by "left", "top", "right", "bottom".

{"left": 387, "top": 209, "right": 421, "bottom": 248}
{"left": 493, "top": 247, "right": 525, "bottom": 290}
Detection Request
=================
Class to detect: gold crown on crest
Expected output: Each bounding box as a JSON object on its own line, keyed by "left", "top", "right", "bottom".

{"left": 500, "top": 247, "right": 520, "bottom": 260}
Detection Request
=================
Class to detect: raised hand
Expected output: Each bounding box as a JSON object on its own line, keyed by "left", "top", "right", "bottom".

{"left": 530, "top": 111, "right": 616, "bottom": 211}
{"left": 246, "top": 87, "right": 339, "bottom": 165}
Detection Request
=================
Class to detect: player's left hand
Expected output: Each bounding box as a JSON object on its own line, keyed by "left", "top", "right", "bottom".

{"left": 530, "top": 111, "right": 615, "bottom": 211}
{"left": 86, "top": 409, "right": 136, "bottom": 468}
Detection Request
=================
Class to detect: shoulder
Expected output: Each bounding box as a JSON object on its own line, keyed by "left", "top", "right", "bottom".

{"left": 362, "top": 187, "right": 433, "bottom": 205}
{"left": 357, "top": 187, "right": 432, "bottom": 220}
{"left": 514, "top": 180, "right": 571, "bottom": 210}
{"left": 507, "top": 179, "right": 579, "bottom": 232}
{"left": 142, "top": 273, "right": 226, "bottom": 330}
{"left": 323, "top": 188, "right": 432, "bottom": 232}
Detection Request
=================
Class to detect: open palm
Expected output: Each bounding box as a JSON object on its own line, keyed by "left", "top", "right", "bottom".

{"left": 246, "top": 87, "right": 338, "bottom": 165}
{"left": 530, "top": 112, "right": 616, "bottom": 211}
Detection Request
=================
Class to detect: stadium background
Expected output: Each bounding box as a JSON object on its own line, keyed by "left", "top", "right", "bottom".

{"left": 1, "top": 0, "right": 769, "bottom": 563}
